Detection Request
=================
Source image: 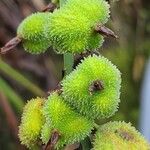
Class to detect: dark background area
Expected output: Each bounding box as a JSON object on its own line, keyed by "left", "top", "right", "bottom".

{"left": 0, "top": 0, "right": 150, "bottom": 149}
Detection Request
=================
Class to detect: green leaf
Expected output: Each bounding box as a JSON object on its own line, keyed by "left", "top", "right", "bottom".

{"left": 0, "top": 77, "right": 24, "bottom": 112}
{"left": 0, "top": 59, "right": 45, "bottom": 97}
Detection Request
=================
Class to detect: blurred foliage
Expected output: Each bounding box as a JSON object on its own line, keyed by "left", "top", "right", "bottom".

{"left": 0, "top": 0, "right": 150, "bottom": 149}
{"left": 0, "top": 76, "right": 24, "bottom": 112}
{"left": 0, "top": 59, "right": 46, "bottom": 97}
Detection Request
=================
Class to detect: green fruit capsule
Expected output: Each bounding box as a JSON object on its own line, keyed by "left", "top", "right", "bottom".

{"left": 19, "top": 98, "right": 45, "bottom": 148}
{"left": 62, "top": 55, "right": 121, "bottom": 119}
{"left": 42, "top": 92, "right": 93, "bottom": 149}
{"left": 93, "top": 121, "right": 150, "bottom": 150}
{"left": 17, "top": 12, "right": 51, "bottom": 54}
{"left": 46, "top": 10, "right": 92, "bottom": 53}
{"left": 46, "top": 0, "right": 110, "bottom": 53}
{"left": 63, "top": 0, "right": 110, "bottom": 25}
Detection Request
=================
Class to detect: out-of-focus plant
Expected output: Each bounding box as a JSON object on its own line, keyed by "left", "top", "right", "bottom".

{"left": 0, "top": 76, "right": 24, "bottom": 112}
{"left": 0, "top": 59, "right": 46, "bottom": 97}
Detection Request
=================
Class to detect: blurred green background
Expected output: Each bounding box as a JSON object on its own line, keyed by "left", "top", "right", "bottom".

{"left": 0, "top": 0, "right": 150, "bottom": 149}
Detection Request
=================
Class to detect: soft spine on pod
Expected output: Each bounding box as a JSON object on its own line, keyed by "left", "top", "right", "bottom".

{"left": 17, "top": 12, "right": 51, "bottom": 54}
{"left": 41, "top": 92, "right": 94, "bottom": 149}
{"left": 92, "top": 121, "right": 150, "bottom": 150}
{"left": 62, "top": 55, "right": 121, "bottom": 119}
{"left": 18, "top": 98, "right": 45, "bottom": 148}
{"left": 46, "top": 0, "right": 110, "bottom": 53}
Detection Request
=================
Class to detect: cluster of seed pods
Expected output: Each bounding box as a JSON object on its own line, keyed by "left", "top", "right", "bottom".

{"left": 2, "top": 0, "right": 148, "bottom": 149}
{"left": 19, "top": 55, "right": 149, "bottom": 149}
{"left": 19, "top": 54, "right": 122, "bottom": 149}
{"left": 16, "top": 0, "right": 110, "bottom": 54}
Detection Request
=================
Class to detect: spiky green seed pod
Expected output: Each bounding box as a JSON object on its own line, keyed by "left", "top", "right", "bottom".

{"left": 63, "top": 0, "right": 110, "bottom": 25}
{"left": 62, "top": 55, "right": 121, "bottom": 119}
{"left": 42, "top": 92, "right": 94, "bottom": 149}
{"left": 93, "top": 121, "right": 150, "bottom": 150}
{"left": 17, "top": 12, "right": 51, "bottom": 54}
{"left": 46, "top": 0, "right": 109, "bottom": 53}
{"left": 46, "top": 10, "right": 93, "bottom": 53}
{"left": 19, "top": 98, "right": 45, "bottom": 148}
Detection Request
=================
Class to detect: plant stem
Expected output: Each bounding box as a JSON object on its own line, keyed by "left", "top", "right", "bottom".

{"left": 64, "top": 53, "right": 74, "bottom": 75}
{"left": 59, "top": 0, "right": 74, "bottom": 76}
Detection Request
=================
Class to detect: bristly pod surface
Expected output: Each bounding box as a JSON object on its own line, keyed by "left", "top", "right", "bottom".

{"left": 63, "top": 0, "right": 110, "bottom": 25}
{"left": 62, "top": 55, "right": 121, "bottom": 119}
{"left": 19, "top": 98, "right": 45, "bottom": 148}
{"left": 41, "top": 92, "right": 94, "bottom": 149}
{"left": 46, "top": 0, "right": 110, "bottom": 53}
{"left": 17, "top": 12, "right": 51, "bottom": 54}
{"left": 93, "top": 121, "right": 150, "bottom": 150}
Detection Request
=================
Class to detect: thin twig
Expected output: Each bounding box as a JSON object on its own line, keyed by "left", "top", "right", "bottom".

{"left": 0, "top": 36, "right": 22, "bottom": 54}
{"left": 95, "top": 24, "right": 118, "bottom": 39}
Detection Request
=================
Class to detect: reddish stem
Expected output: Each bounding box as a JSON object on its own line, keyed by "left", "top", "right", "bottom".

{"left": 0, "top": 36, "right": 22, "bottom": 54}
{"left": 95, "top": 24, "right": 118, "bottom": 39}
